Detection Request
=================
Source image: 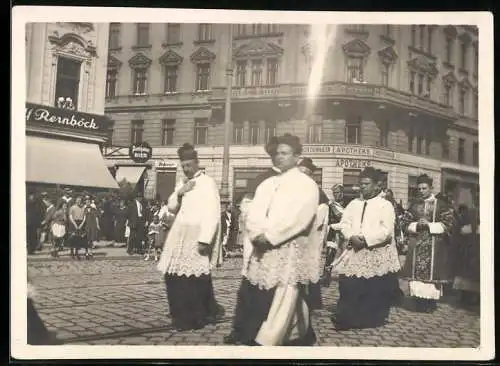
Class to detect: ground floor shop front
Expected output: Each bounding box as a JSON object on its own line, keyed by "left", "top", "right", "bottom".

{"left": 103, "top": 144, "right": 479, "bottom": 209}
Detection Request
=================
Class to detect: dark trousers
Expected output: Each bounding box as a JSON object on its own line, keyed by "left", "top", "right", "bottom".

{"left": 127, "top": 222, "right": 145, "bottom": 253}
{"left": 26, "top": 224, "right": 38, "bottom": 254}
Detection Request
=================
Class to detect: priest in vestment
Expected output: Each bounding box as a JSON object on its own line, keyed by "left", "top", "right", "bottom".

{"left": 239, "top": 134, "right": 320, "bottom": 346}
{"left": 333, "top": 167, "right": 401, "bottom": 330}
{"left": 400, "top": 174, "right": 456, "bottom": 313}
{"left": 157, "top": 143, "right": 224, "bottom": 331}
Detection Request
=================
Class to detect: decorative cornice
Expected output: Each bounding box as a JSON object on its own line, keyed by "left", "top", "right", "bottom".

{"left": 190, "top": 46, "right": 216, "bottom": 63}
{"left": 233, "top": 39, "right": 284, "bottom": 59}
{"left": 48, "top": 31, "right": 96, "bottom": 56}
{"left": 442, "top": 72, "right": 457, "bottom": 85}
{"left": 443, "top": 25, "right": 458, "bottom": 38}
{"left": 407, "top": 56, "right": 438, "bottom": 77}
{"left": 378, "top": 46, "right": 398, "bottom": 64}
{"left": 128, "top": 52, "right": 152, "bottom": 69}
{"left": 342, "top": 38, "right": 371, "bottom": 57}
{"left": 159, "top": 49, "right": 183, "bottom": 66}
{"left": 107, "top": 55, "right": 122, "bottom": 70}
{"left": 56, "top": 22, "right": 94, "bottom": 34}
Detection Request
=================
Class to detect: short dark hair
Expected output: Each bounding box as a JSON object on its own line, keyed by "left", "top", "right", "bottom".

{"left": 416, "top": 174, "right": 433, "bottom": 186}
{"left": 359, "top": 167, "right": 382, "bottom": 182}
{"left": 276, "top": 133, "right": 302, "bottom": 155}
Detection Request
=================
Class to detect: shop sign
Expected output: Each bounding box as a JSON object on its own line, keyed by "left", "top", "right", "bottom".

{"left": 335, "top": 158, "right": 372, "bottom": 169}
{"left": 155, "top": 160, "right": 177, "bottom": 169}
{"left": 25, "top": 102, "right": 110, "bottom": 132}
{"left": 302, "top": 145, "right": 374, "bottom": 157}
{"left": 129, "top": 142, "right": 152, "bottom": 164}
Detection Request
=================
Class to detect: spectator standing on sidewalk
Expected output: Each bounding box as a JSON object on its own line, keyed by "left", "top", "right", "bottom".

{"left": 126, "top": 192, "right": 146, "bottom": 255}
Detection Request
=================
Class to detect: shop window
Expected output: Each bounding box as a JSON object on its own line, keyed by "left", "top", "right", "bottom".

{"left": 345, "top": 116, "right": 362, "bottom": 144}
{"left": 131, "top": 120, "right": 144, "bottom": 144}
{"left": 54, "top": 57, "right": 81, "bottom": 110}
{"left": 194, "top": 118, "right": 208, "bottom": 145}
{"left": 233, "top": 121, "right": 244, "bottom": 144}
{"left": 161, "top": 119, "right": 175, "bottom": 146}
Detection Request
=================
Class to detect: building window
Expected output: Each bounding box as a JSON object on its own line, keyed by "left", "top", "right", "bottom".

{"left": 249, "top": 121, "right": 260, "bottom": 145}
{"left": 233, "top": 121, "right": 244, "bottom": 144}
{"left": 459, "top": 88, "right": 467, "bottom": 115}
{"left": 427, "top": 27, "right": 434, "bottom": 54}
{"left": 194, "top": 118, "right": 208, "bottom": 145}
{"left": 411, "top": 26, "right": 417, "bottom": 47}
{"left": 472, "top": 141, "right": 479, "bottom": 166}
{"left": 166, "top": 23, "right": 181, "bottom": 44}
{"left": 445, "top": 36, "right": 453, "bottom": 64}
{"left": 345, "top": 117, "right": 362, "bottom": 144}
{"left": 408, "top": 175, "right": 419, "bottom": 203}
{"left": 419, "top": 25, "right": 425, "bottom": 50}
{"left": 408, "top": 125, "right": 414, "bottom": 152}
{"left": 426, "top": 76, "right": 432, "bottom": 98}
{"left": 306, "top": 115, "right": 322, "bottom": 143}
{"left": 458, "top": 138, "right": 465, "bottom": 164}
{"left": 131, "top": 120, "right": 144, "bottom": 144}
{"left": 417, "top": 73, "right": 424, "bottom": 95}
{"left": 252, "top": 24, "right": 263, "bottom": 35}
{"left": 105, "top": 120, "right": 114, "bottom": 146}
{"left": 460, "top": 40, "right": 468, "bottom": 70}
{"left": 132, "top": 68, "right": 148, "bottom": 94}
{"left": 381, "top": 62, "right": 390, "bottom": 86}
{"left": 416, "top": 129, "right": 424, "bottom": 155}
{"left": 55, "top": 57, "right": 81, "bottom": 110}
{"left": 164, "top": 65, "right": 178, "bottom": 93}
{"left": 267, "top": 24, "right": 279, "bottom": 34}
{"left": 161, "top": 119, "right": 175, "bottom": 146}
{"left": 236, "top": 61, "right": 246, "bottom": 87}
{"left": 425, "top": 130, "right": 432, "bottom": 155}
{"left": 196, "top": 63, "right": 210, "bottom": 91}
{"left": 379, "top": 120, "right": 389, "bottom": 147}
{"left": 473, "top": 93, "right": 478, "bottom": 118}
{"left": 409, "top": 71, "right": 416, "bottom": 94}
{"left": 347, "top": 57, "right": 364, "bottom": 82}
{"left": 198, "top": 24, "right": 212, "bottom": 41}
{"left": 473, "top": 43, "right": 478, "bottom": 75}
{"left": 383, "top": 25, "right": 392, "bottom": 38}
{"left": 109, "top": 23, "right": 121, "bottom": 49}
{"left": 264, "top": 120, "right": 276, "bottom": 143}
{"left": 136, "top": 23, "right": 150, "bottom": 47}
{"left": 267, "top": 58, "right": 279, "bottom": 85}
{"left": 236, "top": 24, "right": 246, "bottom": 36}
{"left": 251, "top": 60, "right": 263, "bottom": 86}
{"left": 443, "top": 83, "right": 453, "bottom": 106}
{"left": 442, "top": 137, "right": 450, "bottom": 159}
{"left": 105, "top": 69, "right": 118, "bottom": 98}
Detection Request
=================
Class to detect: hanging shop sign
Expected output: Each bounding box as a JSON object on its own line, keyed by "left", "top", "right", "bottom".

{"left": 335, "top": 158, "right": 372, "bottom": 169}
{"left": 129, "top": 142, "right": 152, "bottom": 164}
{"left": 155, "top": 160, "right": 177, "bottom": 169}
{"left": 25, "top": 102, "right": 110, "bottom": 133}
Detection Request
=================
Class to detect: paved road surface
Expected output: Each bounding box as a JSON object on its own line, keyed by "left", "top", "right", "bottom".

{"left": 27, "top": 251, "right": 480, "bottom": 347}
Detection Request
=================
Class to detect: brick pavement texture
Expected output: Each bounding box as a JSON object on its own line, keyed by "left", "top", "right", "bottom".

{"left": 27, "top": 257, "right": 480, "bottom": 347}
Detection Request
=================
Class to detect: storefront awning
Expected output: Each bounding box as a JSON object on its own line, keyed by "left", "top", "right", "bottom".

{"left": 26, "top": 136, "right": 119, "bottom": 189}
{"left": 115, "top": 166, "right": 147, "bottom": 186}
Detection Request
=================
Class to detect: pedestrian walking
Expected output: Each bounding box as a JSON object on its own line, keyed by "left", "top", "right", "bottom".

{"left": 332, "top": 167, "right": 401, "bottom": 330}
{"left": 126, "top": 192, "right": 146, "bottom": 255}
{"left": 400, "top": 174, "right": 456, "bottom": 313}
{"left": 157, "top": 143, "right": 225, "bottom": 331}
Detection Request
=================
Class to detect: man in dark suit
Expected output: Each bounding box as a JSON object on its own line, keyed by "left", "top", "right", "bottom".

{"left": 126, "top": 191, "right": 146, "bottom": 255}
{"left": 221, "top": 203, "right": 239, "bottom": 255}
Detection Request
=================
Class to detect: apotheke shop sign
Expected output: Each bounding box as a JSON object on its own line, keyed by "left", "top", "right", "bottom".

{"left": 302, "top": 145, "right": 373, "bottom": 157}
{"left": 26, "top": 102, "right": 109, "bottom": 132}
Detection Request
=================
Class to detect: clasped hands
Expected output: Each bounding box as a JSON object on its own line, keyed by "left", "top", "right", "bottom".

{"left": 348, "top": 235, "right": 367, "bottom": 252}
{"left": 251, "top": 234, "right": 273, "bottom": 254}
{"left": 197, "top": 242, "right": 211, "bottom": 256}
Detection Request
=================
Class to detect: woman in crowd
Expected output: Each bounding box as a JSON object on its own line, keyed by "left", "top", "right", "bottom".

{"left": 83, "top": 197, "right": 100, "bottom": 258}
{"left": 68, "top": 196, "right": 86, "bottom": 260}
{"left": 113, "top": 199, "right": 128, "bottom": 245}
{"left": 50, "top": 201, "right": 68, "bottom": 258}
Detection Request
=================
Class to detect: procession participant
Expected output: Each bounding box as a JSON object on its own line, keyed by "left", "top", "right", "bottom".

{"left": 223, "top": 136, "right": 281, "bottom": 345}
{"left": 400, "top": 174, "right": 456, "bottom": 313}
{"left": 68, "top": 196, "right": 86, "bottom": 259}
{"left": 321, "top": 184, "right": 345, "bottom": 287}
{"left": 333, "top": 167, "right": 401, "bottom": 330}
{"left": 237, "top": 134, "right": 320, "bottom": 346}
{"left": 157, "top": 143, "right": 224, "bottom": 331}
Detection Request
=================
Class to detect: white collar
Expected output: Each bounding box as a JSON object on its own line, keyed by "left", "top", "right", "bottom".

{"left": 424, "top": 194, "right": 436, "bottom": 202}
{"left": 271, "top": 166, "right": 282, "bottom": 173}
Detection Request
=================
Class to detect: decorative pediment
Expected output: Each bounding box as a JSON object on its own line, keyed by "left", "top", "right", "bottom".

{"left": 190, "top": 47, "right": 216, "bottom": 63}
{"left": 48, "top": 31, "right": 96, "bottom": 57}
{"left": 342, "top": 38, "right": 371, "bottom": 57}
{"left": 159, "top": 49, "right": 183, "bottom": 66}
{"left": 442, "top": 72, "right": 457, "bottom": 85}
{"left": 458, "top": 31, "right": 472, "bottom": 44}
{"left": 407, "top": 56, "right": 438, "bottom": 77}
{"left": 56, "top": 22, "right": 94, "bottom": 34}
{"left": 233, "top": 40, "right": 284, "bottom": 59}
{"left": 107, "top": 55, "right": 122, "bottom": 70}
{"left": 378, "top": 46, "right": 398, "bottom": 64}
{"left": 443, "top": 25, "right": 458, "bottom": 38}
{"left": 458, "top": 77, "right": 473, "bottom": 90}
{"left": 128, "top": 52, "right": 152, "bottom": 69}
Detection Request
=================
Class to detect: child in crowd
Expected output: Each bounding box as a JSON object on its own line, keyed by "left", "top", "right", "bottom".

{"left": 145, "top": 215, "right": 162, "bottom": 262}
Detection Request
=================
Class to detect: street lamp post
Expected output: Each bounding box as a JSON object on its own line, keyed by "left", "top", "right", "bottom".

{"left": 220, "top": 24, "right": 233, "bottom": 204}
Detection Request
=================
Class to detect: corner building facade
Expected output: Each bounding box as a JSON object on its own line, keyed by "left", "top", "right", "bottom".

{"left": 103, "top": 23, "right": 479, "bottom": 207}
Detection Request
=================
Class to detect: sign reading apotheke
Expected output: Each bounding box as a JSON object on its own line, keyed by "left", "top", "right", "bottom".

{"left": 26, "top": 103, "right": 109, "bottom": 132}
{"left": 336, "top": 158, "right": 372, "bottom": 169}
{"left": 129, "top": 142, "right": 152, "bottom": 164}
{"left": 302, "top": 145, "right": 373, "bottom": 157}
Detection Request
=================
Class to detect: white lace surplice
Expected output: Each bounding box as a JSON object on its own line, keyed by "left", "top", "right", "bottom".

{"left": 157, "top": 172, "right": 222, "bottom": 277}
{"left": 335, "top": 196, "right": 401, "bottom": 279}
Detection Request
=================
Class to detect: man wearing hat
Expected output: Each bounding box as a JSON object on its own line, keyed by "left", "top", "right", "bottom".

{"left": 237, "top": 134, "right": 320, "bottom": 346}
{"left": 157, "top": 143, "right": 224, "bottom": 331}
{"left": 400, "top": 174, "right": 456, "bottom": 313}
{"left": 332, "top": 167, "right": 401, "bottom": 330}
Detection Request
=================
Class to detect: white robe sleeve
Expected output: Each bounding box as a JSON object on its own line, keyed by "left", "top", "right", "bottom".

{"left": 339, "top": 201, "right": 356, "bottom": 241}
{"left": 167, "top": 180, "right": 184, "bottom": 213}
{"left": 363, "top": 200, "right": 395, "bottom": 248}
{"left": 197, "top": 177, "right": 221, "bottom": 245}
{"left": 245, "top": 181, "right": 272, "bottom": 241}
{"left": 264, "top": 178, "right": 319, "bottom": 247}
{"left": 408, "top": 222, "right": 419, "bottom": 233}
{"left": 428, "top": 222, "right": 445, "bottom": 234}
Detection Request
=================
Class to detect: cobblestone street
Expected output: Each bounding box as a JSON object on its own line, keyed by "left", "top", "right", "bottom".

{"left": 27, "top": 251, "right": 480, "bottom": 347}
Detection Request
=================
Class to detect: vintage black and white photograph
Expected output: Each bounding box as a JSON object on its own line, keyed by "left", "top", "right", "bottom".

{"left": 11, "top": 7, "right": 494, "bottom": 361}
